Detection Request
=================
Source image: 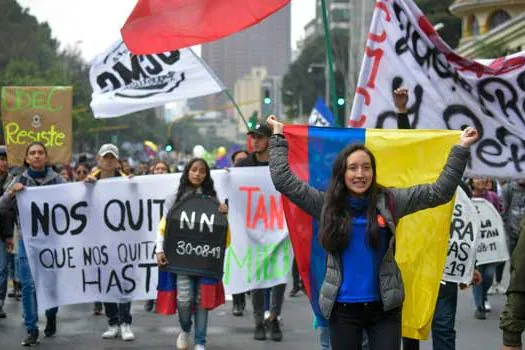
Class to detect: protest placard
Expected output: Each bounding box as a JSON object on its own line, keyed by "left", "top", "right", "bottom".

{"left": 1, "top": 86, "right": 72, "bottom": 166}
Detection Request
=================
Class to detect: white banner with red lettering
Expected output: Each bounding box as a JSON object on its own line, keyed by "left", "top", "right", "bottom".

{"left": 222, "top": 167, "right": 292, "bottom": 294}
{"left": 349, "top": 0, "right": 525, "bottom": 178}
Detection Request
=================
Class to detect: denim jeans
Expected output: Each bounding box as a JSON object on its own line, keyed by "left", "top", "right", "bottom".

{"left": 473, "top": 264, "right": 497, "bottom": 309}
{"left": 252, "top": 284, "right": 286, "bottom": 324}
{"left": 319, "top": 326, "right": 331, "bottom": 350}
{"left": 329, "top": 302, "right": 401, "bottom": 350}
{"left": 432, "top": 282, "right": 458, "bottom": 350}
{"left": 18, "top": 239, "right": 58, "bottom": 333}
{"left": 104, "top": 302, "right": 132, "bottom": 326}
{"left": 0, "top": 240, "right": 7, "bottom": 300}
{"left": 177, "top": 275, "right": 208, "bottom": 345}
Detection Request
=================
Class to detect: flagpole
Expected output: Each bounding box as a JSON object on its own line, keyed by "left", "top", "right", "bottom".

{"left": 320, "top": 0, "right": 340, "bottom": 127}
{"left": 224, "top": 89, "right": 250, "bottom": 130}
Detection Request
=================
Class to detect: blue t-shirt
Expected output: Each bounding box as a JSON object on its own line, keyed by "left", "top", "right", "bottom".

{"left": 336, "top": 198, "right": 391, "bottom": 303}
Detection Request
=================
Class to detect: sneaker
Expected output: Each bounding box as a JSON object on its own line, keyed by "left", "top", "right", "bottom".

{"left": 93, "top": 302, "right": 103, "bottom": 315}
{"left": 102, "top": 325, "right": 120, "bottom": 339}
{"left": 120, "top": 323, "right": 135, "bottom": 341}
{"left": 232, "top": 304, "right": 243, "bottom": 317}
{"left": 289, "top": 286, "right": 301, "bottom": 297}
{"left": 7, "top": 288, "right": 15, "bottom": 298}
{"left": 484, "top": 300, "right": 491, "bottom": 312}
{"left": 21, "top": 331, "right": 39, "bottom": 346}
{"left": 176, "top": 331, "right": 190, "bottom": 349}
{"left": 268, "top": 318, "right": 283, "bottom": 342}
{"left": 44, "top": 315, "right": 56, "bottom": 337}
{"left": 194, "top": 345, "right": 206, "bottom": 350}
{"left": 0, "top": 305, "right": 6, "bottom": 318}
{"left": 254, "top": 323, "right": 266, "bottom": 341}
{"left": 474, "top": 307, "right": 486, "bottom": 320}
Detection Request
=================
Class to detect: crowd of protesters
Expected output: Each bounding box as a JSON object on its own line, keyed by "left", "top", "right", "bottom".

{"left": 0, "top": 91, "right": 524, "bottom": 349}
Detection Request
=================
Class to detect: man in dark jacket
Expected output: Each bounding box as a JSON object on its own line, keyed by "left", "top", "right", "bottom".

{"left": 500, "top": 216, "right": 525, "bottom": 350}
{"left": 236, "top": 123, "right": 285, "bottom": 342}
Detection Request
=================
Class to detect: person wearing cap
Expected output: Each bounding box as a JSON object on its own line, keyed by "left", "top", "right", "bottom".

{"left": 85, "top": 144, "right": 134, "bottom": 341}
{"left": 0, "top": 142, "right": 66, "bottom": 346}
{"left": 236, "top": 123, "right": 285, "bottom": 342}
{"left": 0, "top": 145, "right": 14, "bottom": 319}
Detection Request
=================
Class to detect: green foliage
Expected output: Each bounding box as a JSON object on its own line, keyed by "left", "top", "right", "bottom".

{"left": 415, "top": 0, "right": 462, "bottom": 49}
{"left": 0, "top": 0, "right": 167, "bottom": 154}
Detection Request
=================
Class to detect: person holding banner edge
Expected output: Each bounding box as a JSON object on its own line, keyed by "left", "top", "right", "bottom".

{"left": 393, "top": 88, "right": 482, "bottom": 350}
{"left": 236, "top": 123, "right": 287, "bottom": 342}
{"left": 265, "top": 113, "right": 479, "bottom": 349}
{"left": 84, "top": 144, "right": 135, "bottom": 342}
{"left": 470, "top": 177, "right": 502, "bottom": 320}
{"left": 0, "top": 141, "right": 66, "bottom": 346}
{"left": 156, "top": 157, "right": 229, "bottom": 350}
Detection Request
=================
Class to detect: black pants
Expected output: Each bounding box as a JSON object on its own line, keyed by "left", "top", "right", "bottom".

{"left": 252, "top": 284, "right": 286, "bottom": 324}
{"left": 104, "top": 302, "right": 132, "bottom": 326}
{"left": 232, "top": 293, "right": 246, "bottom": 309}
{"left": 292, "top": 259, "right": 302, "bottom": 289}
{"left": 329, "top": 302, "right": 401, "bottom": 350}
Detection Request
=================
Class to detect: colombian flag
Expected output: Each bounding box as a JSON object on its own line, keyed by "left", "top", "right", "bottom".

{"left": 283, "top": 125, "right": 461, "bottom": 339}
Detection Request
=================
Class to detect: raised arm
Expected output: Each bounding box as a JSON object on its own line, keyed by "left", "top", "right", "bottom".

{"left": 389, "top": 127, "right": 479, "bottom": 219}
{"left": 267, "top": 116, "right": 324, "bottom": 219}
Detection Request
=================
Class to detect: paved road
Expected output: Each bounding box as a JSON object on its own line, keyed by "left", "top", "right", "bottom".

{"left": 0, "top": 288, "right": 522, "bottom": 349}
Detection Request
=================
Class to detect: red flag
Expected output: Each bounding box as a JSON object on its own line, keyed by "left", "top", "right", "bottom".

{"left": 121, "top": 0, "right": 290, "bottom": 54}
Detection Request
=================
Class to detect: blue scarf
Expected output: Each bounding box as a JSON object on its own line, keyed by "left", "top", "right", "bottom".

{"left": 347, "top": 197, "right": 369, "bottom": 215}
{"left": 27, "top": 167, "right": 48, "bottom": 180}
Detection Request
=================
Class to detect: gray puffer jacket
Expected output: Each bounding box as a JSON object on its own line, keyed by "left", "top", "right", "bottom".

{"left": 268, "top": 134, "right": 469, "bottom": 320}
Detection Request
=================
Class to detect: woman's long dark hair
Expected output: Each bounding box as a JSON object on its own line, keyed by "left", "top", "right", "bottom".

{"left": 23, "top": 141, "right": 48, "bottom": 168}
{"left": 175, "top": 158, "right": 216, "bottom": 203}
{"left": 318, "top": 144, "right": 385, "bottom": 253}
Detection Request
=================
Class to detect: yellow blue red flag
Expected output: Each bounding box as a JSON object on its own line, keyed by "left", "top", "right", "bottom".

{"left": 282, "top": 125, "right": 461, "bottom": 339}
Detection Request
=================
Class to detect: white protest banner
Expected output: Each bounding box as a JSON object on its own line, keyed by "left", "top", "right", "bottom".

{"left": 17, "top": 172, "right": 229, "bottom": 312}
{"left": 442, "top": 188, "right": 480, "bottom": 284}
{"left": 349, "top": 0, "right": 525, "bottom": 178}
{"left": 89, "top": 40, "right": 225, "bottom": 118}
{"left": 17, "top": 169, "right": 290, "bottom": 311}
{"left": 222, "top": 167, "right": 292, "bottom": 294}
{"left": 472, "top": 198, "right": 509, "bottom": 266}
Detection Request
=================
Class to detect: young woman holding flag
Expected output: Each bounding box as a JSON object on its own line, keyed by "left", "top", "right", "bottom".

{"left": 265, "top": 115, "right": 479, "bottom": 350}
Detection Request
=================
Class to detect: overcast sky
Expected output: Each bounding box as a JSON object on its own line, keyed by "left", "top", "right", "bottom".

{"left": 16, "top": 0, "right": 316, "bottom": 62}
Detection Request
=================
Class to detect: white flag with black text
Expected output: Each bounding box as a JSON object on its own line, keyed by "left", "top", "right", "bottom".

{"left": 89, "top": 40, "right": 225, "bottom": 118}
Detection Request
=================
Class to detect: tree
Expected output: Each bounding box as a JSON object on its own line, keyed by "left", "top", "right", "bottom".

{"left": 416, "top": 0, "right": 462, "bottom": 49}
{"left": 0, "top": 0, "right": 168, "bottom": 153}
{"left": 282, "top": 29, "right": 349, "bottom": 119}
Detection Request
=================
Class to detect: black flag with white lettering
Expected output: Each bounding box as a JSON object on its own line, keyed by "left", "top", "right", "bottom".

{"left": 163, "top": 192, "right": 228, "bottom": 279}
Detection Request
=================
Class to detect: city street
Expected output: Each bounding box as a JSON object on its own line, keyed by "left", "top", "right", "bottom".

{"left": 0, "top": 287, "right": 522, "bottom": 349}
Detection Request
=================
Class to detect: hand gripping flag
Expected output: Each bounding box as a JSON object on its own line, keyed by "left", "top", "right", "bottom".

{"left": 308, "top": 97, "right": 335, "bottom": 127}
{"left": 282, "top": 125, "right": 460, "bottom": 339}
{"left": 121, "top": 0, "right": 291, "bottom": 54}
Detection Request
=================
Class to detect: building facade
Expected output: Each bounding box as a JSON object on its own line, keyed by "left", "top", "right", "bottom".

{"left": 201, "top": 5, "right": 291, "bottom": 98}
{"left": 450, "top": 0, "right": 525, "bottom": 57}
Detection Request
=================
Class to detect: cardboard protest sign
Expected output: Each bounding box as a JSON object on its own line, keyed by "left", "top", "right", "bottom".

{"left": 473, "top": 198, "right": 509, "bottom": 265}
{"left": 1, "top": 86, "right": 72, "bottom": 166}
{"left": 442, "top": 187, "right": 480, "bottom": 284}
{"left": 164, "top": 193, "right": 228, "bottom": 279}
